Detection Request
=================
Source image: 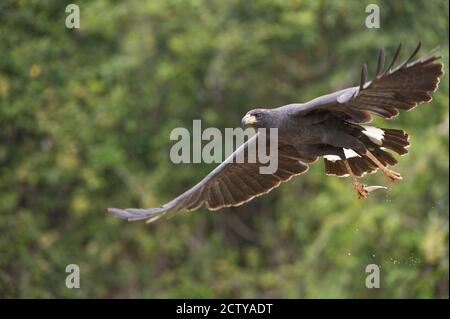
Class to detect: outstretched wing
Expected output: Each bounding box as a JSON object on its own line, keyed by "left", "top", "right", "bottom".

{"left": 291, "top": 43, "right": 444, "bottom": 123}
{"left": 108, "top": 133, "right": 310, "bottom": 223}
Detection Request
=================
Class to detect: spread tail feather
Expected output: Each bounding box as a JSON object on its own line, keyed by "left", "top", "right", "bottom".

{"left": 324, "top": 126, "right": 409, "bottom": 177}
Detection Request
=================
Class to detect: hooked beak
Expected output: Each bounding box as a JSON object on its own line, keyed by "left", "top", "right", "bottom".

{"left": 241, "top": 113, "right": 257, "bottom": 126}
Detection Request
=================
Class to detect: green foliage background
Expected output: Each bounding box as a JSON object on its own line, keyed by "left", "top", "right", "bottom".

{"left": 0, "top": 0, "right": 448, "bottom": 298}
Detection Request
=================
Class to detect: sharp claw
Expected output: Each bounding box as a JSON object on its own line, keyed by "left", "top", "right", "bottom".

{"left": 383, "top": 169, "right": 403, "bottom": 182}
{"left": 353, "top": 182, "right": 387, "bottom": 199}
{"left": 365, "top": 185, "right": 387, "bottom": 192}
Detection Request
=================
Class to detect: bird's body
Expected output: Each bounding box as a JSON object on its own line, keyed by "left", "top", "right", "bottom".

{"left": 109, "top": 43, "right": 444, "bottom": 223}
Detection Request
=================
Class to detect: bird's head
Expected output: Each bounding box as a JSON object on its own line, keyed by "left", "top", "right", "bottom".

{"left": 241, "top": 109, "right": 274, "bottom": 128}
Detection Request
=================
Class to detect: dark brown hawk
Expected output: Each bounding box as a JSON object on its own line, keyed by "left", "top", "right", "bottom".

{"left": 109, "top": 43, "right": 444, "bottom": 223}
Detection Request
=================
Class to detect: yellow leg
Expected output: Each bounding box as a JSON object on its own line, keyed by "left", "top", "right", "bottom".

{"left": 365, "top": 150, "right": 402, "bottom": 182}
{"left": 343, "top": 160, "right": 386, "bottom": 199}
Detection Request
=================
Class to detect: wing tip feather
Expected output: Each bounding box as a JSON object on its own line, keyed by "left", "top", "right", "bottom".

{"left": 108, "top": 206, "right": 170, "bottom": 223}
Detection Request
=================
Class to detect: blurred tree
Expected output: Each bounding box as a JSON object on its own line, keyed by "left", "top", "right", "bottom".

{"left": 0, "top": 0, "right": 448, "bottom": 298}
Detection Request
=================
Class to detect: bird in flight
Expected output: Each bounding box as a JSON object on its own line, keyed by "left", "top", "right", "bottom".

{"left": 109, "top": 43, "right": 444, "bottom": 223}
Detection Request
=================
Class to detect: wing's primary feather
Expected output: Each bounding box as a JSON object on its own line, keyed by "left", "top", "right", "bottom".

{"left": 108, "top": 133, "right": 310, "bottom": 223}
{"left": 291, "top": 43, "right": 444, "bottom": 123}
